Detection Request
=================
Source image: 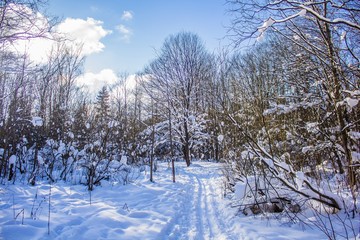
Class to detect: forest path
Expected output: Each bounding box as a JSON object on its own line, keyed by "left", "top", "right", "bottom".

{"left": 164, "top": 162, "right": 237, "bottom": 240}
{"left": 0, "top": 161, "right": 324, "bottom": 240}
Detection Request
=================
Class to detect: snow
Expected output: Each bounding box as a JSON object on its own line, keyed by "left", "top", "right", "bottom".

{"left": 120, "top": 155, "right": 128, "bottom": 165}
{"left": 31, "top": 117, "right": 43, "bottom": 127}
{"left": 301, "top": 146, "right": 313, "bottom": 153}
{"left": 9, "top": 155, "right": 17, "bottom": 165}
{"left": 234, "top": 181, "right": 247, "bottom": 200}
{"left": 341, "top": 31, "right": 347, "bottom": 40}
{"left": 108, "top": 121, "right": 117, "bottom": 128}
{"left": 352, "top": 151, "right": 360, "bottom": 162}
{"left": 259, "top": 18, "right": 275, "bottom": 32}
{"left": 349, "top": 131, "right": 360, "bottom": 140}
{"left": 295, "top": 171, "right": 306, "bottom": 189}
{"left": 257, "top": 18, "right": 275, "bottom": 41}
{"left": 37, "top": 155, "right": 44, "bottom": 165}
{"left": 347, "top": 90, "right": 360, "bottom": 97}
{"left": 263, "top": 158, "right": 274, "bottom": 168}
{"left": 67, "top": 131, "right": 74, "bottom": 139}
{"left": 278, "top": 161, "right": 291, "bottom": 172}
{"left": 298, "top": 9, "right": 307, "bottom": 17}
{"left": 337, "top": 97, "right": 359, "bottom": 109}
{"left": 0, "top": 162, "right": 344, "bottom": 239}
{"left": 306, "top": 122, "right": 319, "bottom": 133}
{"left": 345, "top": 97, "right": 359, "bottom": 108}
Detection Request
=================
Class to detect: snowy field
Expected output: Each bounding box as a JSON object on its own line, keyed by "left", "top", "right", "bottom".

{"left": 0, "top": 162, "right": 339, "bottom": 239}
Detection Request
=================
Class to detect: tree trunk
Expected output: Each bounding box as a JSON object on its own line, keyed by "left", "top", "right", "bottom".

{"left": 323, "top": 19, "right": 353, "bottom": 186}
{"left": 0, "top": 146, "right": 8, "bottom": 179}
{"left": 169, "top": 109, "right": 175, "bottom": 182}
{"left": 183, "top": 144, "right": 191, "bottom": 167}
{"left": 183, "top": 120, "right": 191, "bottom": 167}
{"left": 29, "top": 145, "right": 38, "bottom": 186}
{"left": 150, "top": 102, "right": 155, "bottom": 182}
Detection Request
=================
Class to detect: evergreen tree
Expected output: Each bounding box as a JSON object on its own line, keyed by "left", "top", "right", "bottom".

{"left": 72, "top": 100, "right": 90, "bottom": 148}
{"left": 94, "top": 86, "right": 111, "bottom": 128}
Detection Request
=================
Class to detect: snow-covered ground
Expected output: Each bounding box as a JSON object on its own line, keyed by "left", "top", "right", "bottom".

{"left": 0, "top": 162, "right": 334, "bottom": 239}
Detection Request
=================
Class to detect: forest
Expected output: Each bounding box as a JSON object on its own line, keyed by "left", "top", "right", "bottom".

{"left": 0, "top": 0, "right": 359, "bottom": 239}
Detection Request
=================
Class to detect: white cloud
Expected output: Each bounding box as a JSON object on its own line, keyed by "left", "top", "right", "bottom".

{"left": 76, "top": 69, "right": 118, "bottom": 94}
{"left": 124, "top": 74, "right": 138, "bottom": 89}
{"left": 57, "top": 17, "right": 112, "bottom": 56}
{"left": 11, "top": 16, "right": 111, "bottom": 64}
{"left": 121, "top": 11, "right": 133, "bottom": 21}
{"left": 17, "top": 38, "right": 54, "bottom": 63}
{"left": 110, "top": 74, "right": 141, "bottom": 100}
{"left": 116, "top": 24, "right": 133, "bottom": 42}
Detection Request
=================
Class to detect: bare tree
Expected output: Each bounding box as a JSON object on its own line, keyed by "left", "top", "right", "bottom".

{"left": 0, "top": 0, "right": 55, "bottom": 180}
{"left": 144, "top": 32, "right": 211, "bottom": 167}
{"left": 0, "top": 0, "right": 54, "bottom": 46}
{"left": 227, "top": 0, "right": 360, "bottom": 190}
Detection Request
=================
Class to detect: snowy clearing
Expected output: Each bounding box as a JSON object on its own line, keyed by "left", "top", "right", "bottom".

{"left": 1, "top": 162, "right": 332, "bottom": 239}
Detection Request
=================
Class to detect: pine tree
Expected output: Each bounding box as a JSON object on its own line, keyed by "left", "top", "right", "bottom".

{"left": 72, "top": 100, "right": 90, "bottom": 148}
{"left": 94, "top": 86, "right": 111, "bottom": 129}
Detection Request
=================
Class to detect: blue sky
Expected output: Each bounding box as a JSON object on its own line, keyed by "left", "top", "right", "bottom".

{"left": 47, "top": 0, "right": 231, "bottom": 84}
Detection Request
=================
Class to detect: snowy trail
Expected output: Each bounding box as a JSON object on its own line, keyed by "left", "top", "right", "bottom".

{"left": 0, "top": 161, "right": 326, "bottom": 240}
{"left": 165, "top": 163, "right": 236, "bottom": 240}
{"left": 161, "top": 163, "right": 322, "bottom": 240}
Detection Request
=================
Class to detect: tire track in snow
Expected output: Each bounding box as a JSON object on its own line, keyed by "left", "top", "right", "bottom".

{"left": 164, "top": 173, "right": 198, "bottom": 240}
{"left": 206, "top": 176, "right": 237, "bottom": 240}
{"left": 201, "top": 178, "right": 215, "bottom": 239}
{"left": 191, "top": 175, "right": 206, "bottom": 240}
{"left": 166, "top": 163, "right": 234, "bottom": 240}
{"left": 176, "top": 174, "right": 207, "bottom": 240}
{"left": 200, "top": 172, "right": 235, "bottom": 240}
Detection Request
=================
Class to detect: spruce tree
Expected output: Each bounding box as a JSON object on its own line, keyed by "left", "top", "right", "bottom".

{"left": 94, "top": 86, "right": 111, "bottom": 129}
